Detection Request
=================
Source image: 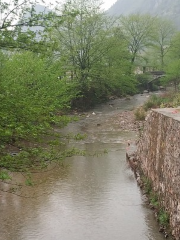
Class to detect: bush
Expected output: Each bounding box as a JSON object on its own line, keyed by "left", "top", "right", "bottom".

{"left": 158, "top": 209, "right": 169, "bottom": 227}
{"left": 143, "top": 94, "right": 163, "bottom": 111}
{"left": 150, "top": 192, "right": 159, "bottom": 207}
{"left": 171, "top": 93, "right": 180, "bottom": 107}
{"left": 134, "top": 107, "right": 146, "bottom": 121}
{"left": 0, "top": 51, "right": 79, "bottom": 144}
{"left": 143, "top": 92, "right": 180, "bottom": 110}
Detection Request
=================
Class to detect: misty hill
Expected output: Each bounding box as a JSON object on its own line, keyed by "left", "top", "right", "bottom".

{"left": 108, "top": 0, "right": 180, "bottom": 29}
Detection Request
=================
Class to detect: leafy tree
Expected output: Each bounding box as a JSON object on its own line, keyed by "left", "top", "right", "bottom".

{"left": 44, "top": 0, "right": 136, "bottom": 107}
{"left": 160, "top": 32, "right": 180, "bottom": 91}
{"left": 169, "top": 32, "right": 180, "bottom": 60}
{"left": 51, "top": 0, "right": 110, "bottom": 82}
{"left": 98, "top": 33, "right": 137, "bottom": 96}
{"left": 151, "top": 17, "right": 176, "bottom": 69}
{"left": 118, "top": 14, "right": 155, "bottom": 64}
{"left": 164, "top": 59, "right": 180, "bottom": 91}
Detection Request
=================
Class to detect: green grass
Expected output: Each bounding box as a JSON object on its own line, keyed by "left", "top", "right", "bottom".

{"left": 158, "top": 209, "right": 169, "bottom": 227}
{"left": 143, "top": 92, "right": 180, "bottom": 111}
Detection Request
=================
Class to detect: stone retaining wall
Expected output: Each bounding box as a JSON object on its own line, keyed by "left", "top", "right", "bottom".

{"left": 130, "top": 108, "right": 180, "bottom": 240}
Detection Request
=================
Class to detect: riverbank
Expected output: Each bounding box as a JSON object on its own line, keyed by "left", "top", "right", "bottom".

{"left": 126, "top": 107, "right": 180, "bottom": 240}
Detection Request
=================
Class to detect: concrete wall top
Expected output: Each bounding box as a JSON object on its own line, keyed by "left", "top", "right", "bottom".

{"left": 153, "top": 108, "right": 180, "bottom": 121}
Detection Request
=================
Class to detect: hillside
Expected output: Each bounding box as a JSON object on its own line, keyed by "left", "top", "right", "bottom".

{"left": 108, "top": 0, "right": 180, "bottom": 29}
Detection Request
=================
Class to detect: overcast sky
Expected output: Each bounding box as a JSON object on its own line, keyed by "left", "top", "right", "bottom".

{"left": 42, "top": 0, "right": 117, "bottom": 11}
{"left": 102, "top": 0, "right": 117, "bottom": 10}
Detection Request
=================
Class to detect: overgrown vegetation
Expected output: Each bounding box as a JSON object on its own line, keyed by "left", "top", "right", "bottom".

{"left": 0, "top": 52, "right": 78, "bottom": 145}
{"left": 158, "top": 209, "right": 170, "bottom": 227}
{"left": 144, "top": 92, "right": 180, "bottom": 110}
{"left": 142, "top": 176, "right": 170, "bottom": 228}
{"left": 134, "top": 91, "right": 180, "bottom": 121}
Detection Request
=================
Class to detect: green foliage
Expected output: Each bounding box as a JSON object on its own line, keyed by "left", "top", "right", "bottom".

{"left": 151, "top": 17, "right": 176, "bottom": 69}
{"left": 0, "top": 0, "right": 64, "bottom": 52}
{"left": 73, "top": 133, "right": 87, "bottom": 140}
{"left": 25, "top": 177, "right": 34, "bottom": 186}
{"left": 47, "top": 1, "right": 137, "bottom": 108}
{"left": 169, "top": 32, "right": 180, "bottom": 60}
{"left": 62, "top": 148, "right": 86, "bottom": 157}
{"left": 0, "top": 51, "right": 78, "bottom": 144}
{"left": 150, "top": 192, "right": 159, "bottom": 207}
{"left": 136, "top": 73, "right": 150, "bottom": 92}
{"left": 158, "top": 209, "right": 169, "bottom": 227}
{"left": 143, "top": 92, "right": 180, "bottom": 110}
{"left": 143, "top": 94, "right": 164, "bottom": 111}
{"left": 142, "top": 176, "right": 152, "bottom": 194}
{"left": 141, "top": 175, "right": 170, "bottom": 228}
{"left": 0, "top": 50, "right": 82, "bottom": 189}
{"left": 164, "top": 59, "right": 180, "bottom": 91}
{"left": 170, "top": 94, "right": 180, "bottom": 107}
{"left": 118, "top": 14, "right": 177, "bottom": 71}
{"left": 0, "top": 145, "right": 86, "bottom": 173}
{"left": 0, "top": 171, "right": 11, "bottom": 181}
{"left": 119, "top": 14, "right": 155, "bottom": 64}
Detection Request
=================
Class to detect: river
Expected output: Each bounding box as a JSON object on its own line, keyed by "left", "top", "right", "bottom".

{"left": 0, "top": 94, "right": 170, "bottom": 240}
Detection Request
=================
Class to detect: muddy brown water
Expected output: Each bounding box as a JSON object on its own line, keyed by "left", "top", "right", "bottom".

{"left": 0, "top": 94, "right": 171, "bottom": 240}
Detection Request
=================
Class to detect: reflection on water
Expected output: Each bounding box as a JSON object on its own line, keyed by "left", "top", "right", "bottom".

{"left": 0, "top": 94, "right": 170, "bottom": 240}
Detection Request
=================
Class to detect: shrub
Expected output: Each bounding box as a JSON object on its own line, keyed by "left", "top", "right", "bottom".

{"left": 143, "top": 94, "right": 163, "bottom": 111}
{"left": 150, "top": 192, "right": 159, "bottom": 207}
{"left": 143, "top": 92, "right": 180, "bottom": 110}
{"left": 134, "top": 107, "right": 146, "bottom": 121}
{"left": 158, "top": 209, "right": 169, "bottom": 227}
{"left": 0, "top": 51, "right": 78, "bottom": 144}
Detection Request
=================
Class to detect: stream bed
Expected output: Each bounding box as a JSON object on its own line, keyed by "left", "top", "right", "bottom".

{"left": 0, "top": 94, "right": 171, "bottom": 240}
